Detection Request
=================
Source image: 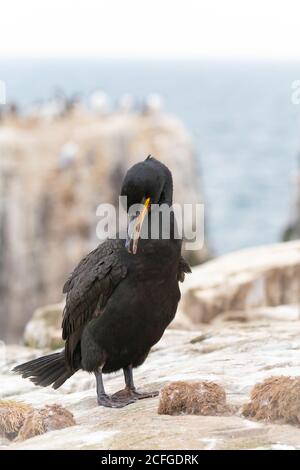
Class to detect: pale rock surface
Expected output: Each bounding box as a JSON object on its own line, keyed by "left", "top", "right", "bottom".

{"left": 1, "top": 305, "right": 300, "bottom": 450}
{"left": 181, "top": 241, "right": 300, "bottom": 324}
{"left": 24, "top": 302, "right": 65, "bottom": 350}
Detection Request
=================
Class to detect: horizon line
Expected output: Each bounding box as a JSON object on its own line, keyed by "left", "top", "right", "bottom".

{"left": 1, "top": 55, "right": 300, "bottom": 64}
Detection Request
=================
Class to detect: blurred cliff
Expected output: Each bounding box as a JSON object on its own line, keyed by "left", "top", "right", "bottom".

{"left": 282, "top": 160, "right": 300, "bottom": 242}
{"left": 0, "top": 98, "right": 210, "bottom": 341}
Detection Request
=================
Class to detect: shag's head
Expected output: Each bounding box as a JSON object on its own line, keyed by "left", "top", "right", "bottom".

{"left": 121, "top": 156, "right": 173, "bottom": 254}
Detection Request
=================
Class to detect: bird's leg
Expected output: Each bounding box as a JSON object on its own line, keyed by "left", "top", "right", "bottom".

{"left": 95, "top": 370, "right": 135, "bottom": 408}
{"left": 118, "top": 365, "right": 159, "bottom": 400}
{"left": 95, "top": 370, "right": 112, "bottom": 407}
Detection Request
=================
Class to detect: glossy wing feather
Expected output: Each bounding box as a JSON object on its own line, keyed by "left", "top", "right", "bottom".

{"left": 61, "top": 240, "right": 127, "bottom": 369}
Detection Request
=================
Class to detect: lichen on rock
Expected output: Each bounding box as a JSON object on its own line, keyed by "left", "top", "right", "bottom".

{"left": 17, "top": 404, "right": 76, "bottom": 441}
{"left": 242, "top": 376, "right": 300, "bottom": 425}
{"left": 0, "top": 400, "right": 75, "bottom": 441}
{"left": 0, "top": 400, "right": 33, "bottom": 440}
{"left": 158, "top": 380, "right": 228, "bottom": 416}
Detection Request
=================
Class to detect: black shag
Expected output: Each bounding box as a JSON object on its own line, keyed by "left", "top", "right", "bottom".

{"left": 14, "top": 157, "right": 191, "bottom": 407}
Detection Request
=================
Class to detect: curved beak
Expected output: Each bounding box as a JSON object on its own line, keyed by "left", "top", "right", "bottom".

{"left": 126, "top": 197, "right": 151, "bottom": 254}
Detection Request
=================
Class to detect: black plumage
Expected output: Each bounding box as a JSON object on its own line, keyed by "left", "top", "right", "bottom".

{"left": 14, "top": 157, "right": 191, "bottom": 407}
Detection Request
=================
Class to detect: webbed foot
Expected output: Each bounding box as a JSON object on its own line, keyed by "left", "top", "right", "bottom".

{"left": 130, "top": 389, "right": 159, "bottom": 400}
{"left": 97, "top": 392, "right": 136, "bottom": 408}
{"left": 111, "top": 387, "right": 159, "bottom": 402}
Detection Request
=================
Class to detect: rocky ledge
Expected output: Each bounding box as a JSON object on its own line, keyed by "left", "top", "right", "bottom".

{"left": 1, "top": 241, "right": 300, "bottom": 450}
{"left": 1, "top": 305, "right": 300, "bottom": 450}
{"left": 180, "top": 240, "right": 300, "bottom": 325}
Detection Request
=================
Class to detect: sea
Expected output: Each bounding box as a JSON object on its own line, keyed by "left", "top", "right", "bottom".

{"left": 1, "top": 58, "right": 300, "bottom": 255}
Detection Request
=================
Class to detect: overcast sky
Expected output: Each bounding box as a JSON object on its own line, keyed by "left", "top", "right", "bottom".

{"left": 0, "top": 0, "right": 300, "bottom": 60}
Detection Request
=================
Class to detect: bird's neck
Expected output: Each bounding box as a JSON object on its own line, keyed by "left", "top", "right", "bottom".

{"left": 146, "top": 208, "right": 180, "bottom": 245}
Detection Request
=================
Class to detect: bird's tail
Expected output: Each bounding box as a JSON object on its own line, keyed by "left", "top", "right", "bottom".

{"left": 13, "top": 351, "right": 74, "bottom": 389}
